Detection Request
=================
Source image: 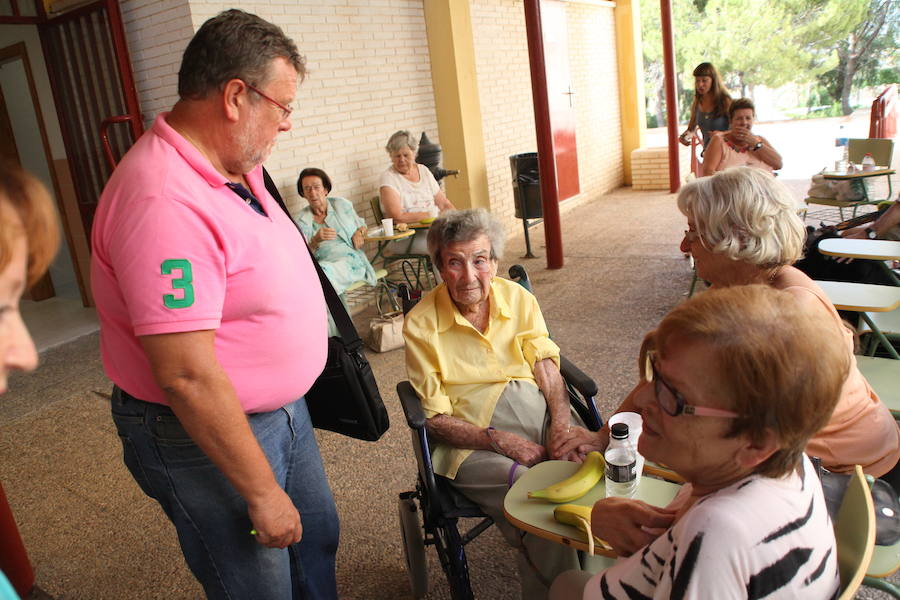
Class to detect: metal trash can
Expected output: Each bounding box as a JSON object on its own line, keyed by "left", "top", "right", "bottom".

{"left": 510, "top": 152, "right": 542, "bottom": 219}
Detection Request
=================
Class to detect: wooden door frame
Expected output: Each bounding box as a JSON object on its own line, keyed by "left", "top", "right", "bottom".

{"left": 0, "top": 41, "right": 89, "bottom": 305}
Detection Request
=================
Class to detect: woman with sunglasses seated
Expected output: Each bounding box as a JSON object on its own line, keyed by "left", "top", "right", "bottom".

{"left": 550, "top": 285, "right": 845, "bottom": 599}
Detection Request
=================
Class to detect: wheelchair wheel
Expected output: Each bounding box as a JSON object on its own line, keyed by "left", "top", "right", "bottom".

{"left": 398, "top": 495, "right": 429, "bottom": 598}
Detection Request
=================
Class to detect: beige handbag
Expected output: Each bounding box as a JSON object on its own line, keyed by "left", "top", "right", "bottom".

{"left": 366, "top": 311, "right": 405, "bottom": 352}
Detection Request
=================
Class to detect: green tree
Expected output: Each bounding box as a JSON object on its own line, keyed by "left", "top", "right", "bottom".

{"left": 818, "top": 0, "right": 898, "bottom": 115}
{"left": 640, "top": 0, "right": 872, "bottom": 125}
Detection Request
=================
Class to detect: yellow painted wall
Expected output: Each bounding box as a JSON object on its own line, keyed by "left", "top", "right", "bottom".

{"left": 423, "top": 0, "right": 491, "bottom": 210}
{"left": 614, "top": 0, "right": 646, "bottom": 185}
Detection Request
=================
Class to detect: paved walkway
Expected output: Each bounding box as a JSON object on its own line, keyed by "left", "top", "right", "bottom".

{"left": 3, "top": 180, "right": 896, "bottom": 598}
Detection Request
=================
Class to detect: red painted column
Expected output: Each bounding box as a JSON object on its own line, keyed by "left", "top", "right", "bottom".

{"left": 660, "top": 0, "right": 681, "bottom": 193}
{"left": 523, "top": 0, "right": 564, "bottom": 269}
{"left": 0, "top": 481, "right": 35, "bottom": 597}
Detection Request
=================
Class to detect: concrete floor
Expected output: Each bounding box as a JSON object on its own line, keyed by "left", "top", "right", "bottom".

{"left": 1, "top": 181, "right": 896, "bottom": 599}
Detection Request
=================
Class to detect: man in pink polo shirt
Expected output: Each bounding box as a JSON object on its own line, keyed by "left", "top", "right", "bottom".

{"left": 90, "top": 10, "right": 337, "bottom": 599}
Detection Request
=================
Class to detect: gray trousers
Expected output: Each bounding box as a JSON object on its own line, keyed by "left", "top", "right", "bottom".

{"left": 451, "top": 380, "right": 583, "bottom": 600}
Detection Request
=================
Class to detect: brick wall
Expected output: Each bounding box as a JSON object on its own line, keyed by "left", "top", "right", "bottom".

{"left": 631, "top": 145, "right": 691, "bottom": 190}
{"left": 470, "top": 0, "right": 537, "bottom": 233}
{"left": 119, "top": 1, "right": 624, "bottom": 233}
{"left": 471, "top": 0, "right": 623, "bottom": 235}
{"left": 120, "top": 1, "right": 194, "bottom": 126}
{"left": 120, "top": 0, "right": 439, "bottom": 224}
{"left": 566, "top": 3, "right": 623, "bottom": 198}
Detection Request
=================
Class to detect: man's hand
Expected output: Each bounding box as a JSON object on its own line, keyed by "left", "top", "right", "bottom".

{"left": 351, "top": 226, "right": 366, "bottom": 249}
{"left": 492, "top": 429, "right": 546, "bottom": 466}
{"left": 551, "top": 425, "right": 609, "bottom": 461}
{"left": 248, "top": 487, "right": 303, "bottom": 548}
{"left": 591, "top": 497, "right": 676, "bottom": 556}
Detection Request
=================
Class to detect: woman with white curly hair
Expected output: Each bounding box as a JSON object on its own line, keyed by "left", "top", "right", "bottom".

{"left": 379, "top": 130, "right": 455, "bottom": 254}
{"left": 560, "top": 167, "right": 899, "bottom": 481}
{"left": 681, "top": 168, "right": 898, "bottom": 479}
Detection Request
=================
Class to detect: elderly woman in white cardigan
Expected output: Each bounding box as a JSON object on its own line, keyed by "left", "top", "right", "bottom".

{"left": 379, "top": 130, "right": 455, "bottom": 254}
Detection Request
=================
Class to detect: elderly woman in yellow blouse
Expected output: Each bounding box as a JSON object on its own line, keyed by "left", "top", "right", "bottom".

{"left": 404, "top": 209, "right": 592, "bottom": 599}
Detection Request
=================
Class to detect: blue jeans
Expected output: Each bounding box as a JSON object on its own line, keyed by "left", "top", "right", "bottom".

{"left": 111, "top": 387, "right": 339, "bottom": 599}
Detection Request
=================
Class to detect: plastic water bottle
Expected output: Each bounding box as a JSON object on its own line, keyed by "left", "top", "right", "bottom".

{"left": 835, "top": 126, "right": 849, "bottom": 170}
{"left": 605, "top": 423, "right": 638, "bottom": 498}
{"left": 862, "top": 153, "right": 876, "bottom": 172}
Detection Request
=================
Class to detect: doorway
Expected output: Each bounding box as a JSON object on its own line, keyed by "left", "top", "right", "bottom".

{"left": 0, "top": 39, "right": 98, "bottom": 350}
{"left": 0, "top": 42, "right": 79, "bottom": 301}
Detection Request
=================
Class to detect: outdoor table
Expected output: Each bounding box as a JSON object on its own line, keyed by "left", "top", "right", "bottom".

{"left": 815, "top": 280, "right": 900, "bottom": 360}
{"left": 366, "top": 228, "right": 415, "bottom": 266}
{"left": 822, "top": 167, "right": 895, "bottom": 204}
{"left": 818, "top": 238, "right": 900, "bottom": 286}
{"left": 503, "top": 460, "right": 681, "bottom": 557}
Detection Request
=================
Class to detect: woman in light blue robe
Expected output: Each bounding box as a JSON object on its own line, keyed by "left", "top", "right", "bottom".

{"left": 295, "top": 168, "right": 377, "bottom": 296}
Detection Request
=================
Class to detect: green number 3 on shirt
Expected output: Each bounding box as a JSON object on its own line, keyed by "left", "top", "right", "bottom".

{"left": 161, "top": 259, "right": 195, "bottom": 308}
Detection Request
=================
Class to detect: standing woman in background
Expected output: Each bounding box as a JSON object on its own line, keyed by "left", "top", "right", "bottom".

{"left": 678, "top": 62, "right": 732, "bottom": 149}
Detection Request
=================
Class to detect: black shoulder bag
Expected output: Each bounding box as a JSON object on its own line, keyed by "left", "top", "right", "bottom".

{"left": 263, "top": 169, "right": 389, "bottom": 441}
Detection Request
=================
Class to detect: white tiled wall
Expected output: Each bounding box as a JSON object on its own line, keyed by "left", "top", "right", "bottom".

{"left": 121, "top": 0, "right": 439, "bottom": 223}
{"left": 471, "top": 0, "right": 624, "bottom": 235}
{"left": 119, "top": 0, "right": 623, "bottom": 233}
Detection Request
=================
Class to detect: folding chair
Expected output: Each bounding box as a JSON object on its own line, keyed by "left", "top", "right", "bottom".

{"left": 835, "top": 465, "right": 877, "bottom": 599}
{"left": 396, "top": 266, "right": 602, "bottom": 599}
{"left": 342, "top": 268, "right": 399, "bottom": 315}
{"left": 858, "top": 308, "right": 900, "bottom": 358}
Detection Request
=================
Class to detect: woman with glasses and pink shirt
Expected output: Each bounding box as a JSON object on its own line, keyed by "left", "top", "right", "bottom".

{"left": 550, "top": 285, "right": 845, "bottom": 599}
{"left": 0, "top": 162, "right": 59, "bottom": 600}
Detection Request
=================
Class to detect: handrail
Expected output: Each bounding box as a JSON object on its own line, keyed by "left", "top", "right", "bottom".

{"left": 869, "top": 84, "right": 897, "bottom": 139}
{"left": 99, "top": 114, "right": 139, "bottom": 171}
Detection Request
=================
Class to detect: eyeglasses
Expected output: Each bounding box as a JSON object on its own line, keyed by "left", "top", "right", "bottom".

{"left": 644, "top": 352, "right": 741, "bottom": 418}
{"left": 245, "top": 82, "right": 293, "bottom": 120}
{"left": 302, "top": 183, "right": 324, "bottom": 193}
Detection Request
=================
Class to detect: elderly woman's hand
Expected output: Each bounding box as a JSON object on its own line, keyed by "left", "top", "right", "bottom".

{"left": 591, "top": 498, "right": 676, "bottom": 557}
{"left": 548, "top": 425, "right": 604, "bottom": 462}
{"left": 351, "top": 226, "right": 366, "bottom": 249}
{"left": 492, "top": 428, "right": 547, "bottom": 466}
{"left": 312, "top": 227, "right": 337, "bottom": 246}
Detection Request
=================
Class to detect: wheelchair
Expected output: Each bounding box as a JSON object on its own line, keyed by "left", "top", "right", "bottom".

{"left": 396, "top": 265, "right": 603, "bottom": 599}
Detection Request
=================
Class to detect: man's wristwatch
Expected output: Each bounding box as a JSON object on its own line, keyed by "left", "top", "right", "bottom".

{"left": 752, "top": 141, "right": 763, "bottom": 151}
{"left": 865, "top": 227, "right": 878, "bottom": 240}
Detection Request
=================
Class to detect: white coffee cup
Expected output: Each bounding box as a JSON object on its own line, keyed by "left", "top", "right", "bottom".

{"left": 381, "top": 218, "right": 394, "bottom": 236}
{"left": 608, "top": 412, "right": 644, "bottom": 477}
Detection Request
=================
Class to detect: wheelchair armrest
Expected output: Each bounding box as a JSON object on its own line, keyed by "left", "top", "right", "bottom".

{"left": 559, "top": 354, "right": 598, "bottom": 398}
{"left": 397, "top": 381, "right": 427, "bottom": 430}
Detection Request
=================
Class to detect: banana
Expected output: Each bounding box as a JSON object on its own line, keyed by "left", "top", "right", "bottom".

{"left": 553, "top": 502, "right": 594, "bottom": 528}
{"left": 527, "top": 451, "right": 605, "bottom": 503}
{"left": 553, "top": 503, "right": 611, "bottom": 554}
